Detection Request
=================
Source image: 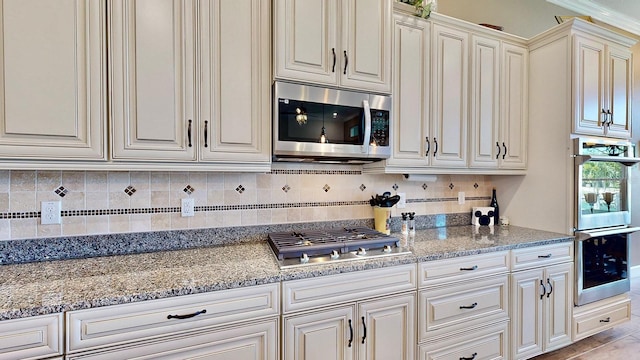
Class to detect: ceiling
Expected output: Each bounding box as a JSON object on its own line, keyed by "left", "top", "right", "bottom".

{"left": 547, "top": 0, "right": 640, "bottom": 36}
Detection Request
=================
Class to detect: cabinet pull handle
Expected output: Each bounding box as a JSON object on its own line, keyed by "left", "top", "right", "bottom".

{"left": 187, "top": 119, "right": 193, "bottom": 147}
{"left": 167, "top": 309, "right": 206, "bottom": 320}
{"left": 459, "top": 302, "right": 478, "bottom": 309}
{"left": 204, "top": 120, "right": 209, "bottom": 148}
{"left": 343, "top": 51, "right": 348, "bottom": 75}
{"left": 361, "top": 316, "right": 367, "bottom": 344}
{"left": 460, "top": 265, "right": 478, "bottom": 271}
{"left": 607, "top": 109, "right": 613, "bottom": 127}
{"left": 460, "top": 353, "right": 478, "bottom": 360}
{"left": 433, "top": 138, "right": 438, "bottom": 155}
{"left": 600, "top": 108, "right": 606, "bottom": 126}
{"left": 600, "top": 317, "right": 611, "bottom": 323}
{"left": 348, "top": 319, "right": 353, "bottom": 347}
{"left": 502, "top": 142, "right": 507, "bottom": 159}
{"left": 538, "top": 254, "right": 552, "bottom": 259}
{"left": 332, "top": 48, "right": 336, "bottom": 73}
{"left": 496, "top": 142, "right": 501, "bottom": 159}
{"left": 540, "top": 279, "right": 546, "bottom": 299}
{"left": 546, "top": 278, "right": 553, "bottom": 298}
{"left": 425, "top": 137, "right": 430, "bottom": 156}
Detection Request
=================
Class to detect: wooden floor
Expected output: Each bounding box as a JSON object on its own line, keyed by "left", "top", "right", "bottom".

{"left": 532, "top": 275, "right": 640, "bottom": 359}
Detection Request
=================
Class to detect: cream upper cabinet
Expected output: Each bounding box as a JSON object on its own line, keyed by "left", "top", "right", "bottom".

{"left": 199, "top": 0, "right": 271, "bottom": 163}
{"left": 0, "top": 0, "right": 106, "bottom": 160}
{"left": 469, "top": 37, "right": 528, "bottom": 170}
{"left": 109, "top": 0, "right": 196, "bottom": 162}
{"left": 110, "top": 0, "right": 270, "bottom": 167}
{"left": 275, "top": 0, "right": 392, "bottom": 94}
{"left": 385, "top": 13, "right": 430, "bottom": 168}
{"left": 431, "top": 22, "right": 468, "bottom": 168}
{"left": 573, "top": 32, "right": 633, "bottom": 139}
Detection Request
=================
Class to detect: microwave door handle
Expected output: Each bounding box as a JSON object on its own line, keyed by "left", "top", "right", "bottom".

{"left": 362, "top": 100, "right": 371, "bottom": 154}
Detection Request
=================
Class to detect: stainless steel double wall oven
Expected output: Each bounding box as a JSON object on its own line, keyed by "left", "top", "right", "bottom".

{"left": 573, "top": 137, "right": 640, "bottom": 305}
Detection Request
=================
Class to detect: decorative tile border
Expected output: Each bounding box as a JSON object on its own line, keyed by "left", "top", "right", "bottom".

{"left": 0, "top": 196, "right": 490, "bottom": 220}
{"left": 269, "top": 169, "right": 362, "bottom": 175}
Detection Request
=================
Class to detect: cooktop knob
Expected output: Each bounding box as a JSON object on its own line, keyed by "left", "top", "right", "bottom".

{"left": 330, "top": 250, "right": 340, "bottom": 260}
{"left": 300, "top": 253, "right": 309, "bottom": 263}
{"left": 383, "top": 245, "right": 392, "bottom": 253}
{"left": 357, "top": 247, "right": 367, "bottom": 256}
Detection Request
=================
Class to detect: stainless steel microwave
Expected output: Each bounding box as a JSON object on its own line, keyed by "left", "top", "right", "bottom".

{"left": 273, "top": 81, "right": 391, "bottom": 163}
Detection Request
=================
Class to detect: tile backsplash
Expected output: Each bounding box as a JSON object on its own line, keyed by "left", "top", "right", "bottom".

{"left": 0, "top": 164, "right": 493, "bottom": 241}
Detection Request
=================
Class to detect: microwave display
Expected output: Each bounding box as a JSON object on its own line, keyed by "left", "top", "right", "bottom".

{"left": 277, "top": 98, "right": 389, "bottom": 146}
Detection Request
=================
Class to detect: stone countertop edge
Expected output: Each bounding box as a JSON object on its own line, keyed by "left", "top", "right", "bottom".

{"left": 0, "top": 225, "right": 573, "bottom": 321}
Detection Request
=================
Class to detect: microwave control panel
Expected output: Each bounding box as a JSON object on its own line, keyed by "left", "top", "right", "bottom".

{"left": 371, "top": 110, "right": 390, "bottom": 147}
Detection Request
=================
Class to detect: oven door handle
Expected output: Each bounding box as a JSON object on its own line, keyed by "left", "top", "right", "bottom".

{"left": 575, "top": 226, "right": 640, "bottom": 241}
{"left": 362, "top": 100, "right": 371, "bottom": 154}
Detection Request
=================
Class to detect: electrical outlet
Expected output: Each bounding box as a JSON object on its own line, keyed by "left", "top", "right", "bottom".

{"left": 181, "top": 198, "right": 195, "bottom": 217}
{"left": 397, "top": 192, "right": 406, "bottom": 208}
{"left": 458, "top": 192, "right": 465, "bottom": 205}
{"left": 41, "top": 201, "right": 61, "bottom": 225}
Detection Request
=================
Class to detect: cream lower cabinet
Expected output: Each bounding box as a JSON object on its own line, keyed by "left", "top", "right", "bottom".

{"left": 0, "top": 0, "right": 106, "bottom": 161}
{"left": 0, "top": 313, "right": 62, "bottom": 360}
{"left": 282, "top": 264, "right": 417, "bottom": 360}
{"left": 418, "top": 251, "right": 510, "bottom": 360}
{"left": 109, "top": 0, "right": 270, "bottom": 169}
{"left": 65, "top": 283, "right": 279, "bottom": 360}
{"left": 510, "top": 244, "right": 573, "bottom": 360}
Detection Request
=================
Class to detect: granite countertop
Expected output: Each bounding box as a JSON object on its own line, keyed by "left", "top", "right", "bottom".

{"left": 0, "top": 225, "right": 573, "bottom": 321}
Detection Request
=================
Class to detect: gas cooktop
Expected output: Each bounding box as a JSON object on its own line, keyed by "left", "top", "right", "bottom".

{"left": 267, "top": 227, "right": 410, "bottom": 268}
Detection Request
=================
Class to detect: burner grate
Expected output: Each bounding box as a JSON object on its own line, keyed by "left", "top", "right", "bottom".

{"left": 267, "top": 227, "right": 399, "bottom": 260}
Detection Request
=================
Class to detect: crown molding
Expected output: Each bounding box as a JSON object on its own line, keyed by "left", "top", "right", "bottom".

{"left": 547, "top": 0, "right": 640, "bottom": 37}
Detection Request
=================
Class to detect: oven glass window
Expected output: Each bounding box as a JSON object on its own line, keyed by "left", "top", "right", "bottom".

{"left": 582, "top": 233, "right": 628, "bottom": 290}
{"left": 277, "top": 98, "right": 389, "bottom": 146}
{"left": 580, "top": 160, "right": 625, "bottom": 216}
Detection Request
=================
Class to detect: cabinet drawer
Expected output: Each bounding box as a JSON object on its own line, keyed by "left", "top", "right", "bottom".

{"left": 419, "top": 275, "right": 508, "bottom": 340}
{"left": 510, "top": 242, "right": 573, "bottom": 271}
{"left": 419, "top": 321, "right": 508, "bottom": 360}
{"left": 67, "top": 283, "right": 279, "bottom": 352}
{"left": 573, "top": 295, "right": 631, "bottom": 341}
{"left": 0, "top": 314, "right": 62, "bottom": 360}
{"left": 282, "top": 264, "right": 416, "bottom": 313}
{"left": 419, "top": 251, "right": 509, "bottom": 287}
{"left": 67, "top": 318, "right": 278, "bottom": 360}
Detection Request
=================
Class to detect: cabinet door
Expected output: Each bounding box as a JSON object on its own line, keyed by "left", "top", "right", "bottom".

{"left": 573, "top": 34, "right": 606, "bottom": 137}
{"left": 500, "top": 42, "right": 528, "bottom": 169}
{"left": 199, "top": 0, "right": 271, "bottom": 163}
{"left": 0, "top": 0, "right": 105, "bottom": 160}
{"left": 110, "top": 0, "right": 196, "bottom": 161}
{"left": 358, "top": 293, "right": 415, "bottom": 360}
{"left": 510, "top": 268, "right": 544, "bottom": 360}
{"left": 66, "top": 319, "right": 278, "bottom": 360}
{"left": 274, "top": 0, "right": 338, "bottom": 86}
{"left": 284, "top": 306, "right": 355, "bottom": 360}
{"left": 340, "top": 0, "right": 391, "bottom": 93}
{"left": 604, "top": 44, "right": 632, "bottom": 139}
{"left": 431, "top": 24, "right": 468, "bottom": 167}
{"left": 469, "top": 35, "right": 500, "bottom": 168}
{"left": 387, "top": 14, "right": 429, "bottom": 167}
{"left": 544, "top": 262, "right": 573, "bottom": 352}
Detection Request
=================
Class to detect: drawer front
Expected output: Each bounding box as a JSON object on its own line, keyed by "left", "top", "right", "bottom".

{"left": 67, "top": 283, "right": 279, "bottom": 352}
{"left": 510, "top": 242, "right": 573, "bottom": 271}
{"left": 573, "top": 297, "right": 631, "bottom": 341}
{"left": 419, "top": 251, "right": 509, "bottom": 287}
{"left": 420, "top": 321, "right": 508, "bottom": 360}
{"left": 419, "top": 275, "right": 508, "bottom": 340}
{"left": 282, "top": 264, "right": 417, "bottom": 313}
{"left": 66, "top": 318, "right": 278, "bottom": 360}
{"left": 0, "top": 314, "right": 62, "bottom": 360}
